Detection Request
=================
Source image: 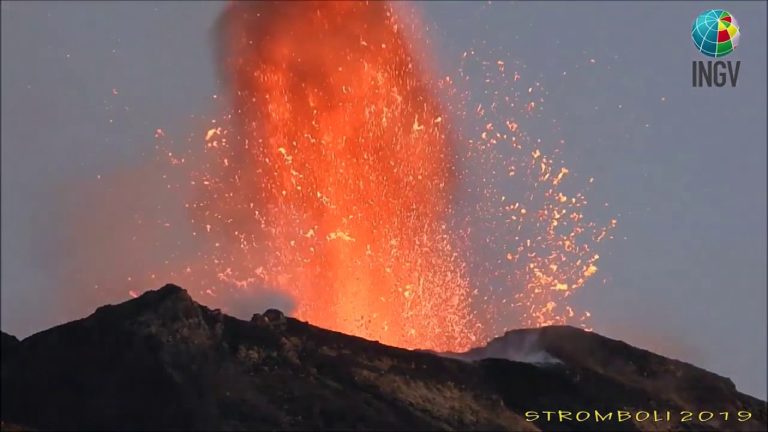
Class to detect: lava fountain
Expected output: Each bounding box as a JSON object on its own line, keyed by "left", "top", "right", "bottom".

{"left": 194, "top": 1, "right": 480, "bottom": 350}
{"left": 172, "top": 1, "right": 614, "bottom": 351}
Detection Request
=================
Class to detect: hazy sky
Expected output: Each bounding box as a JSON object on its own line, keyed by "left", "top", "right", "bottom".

{"left": 2, "top": 1, "right": 765, "bottom": 399}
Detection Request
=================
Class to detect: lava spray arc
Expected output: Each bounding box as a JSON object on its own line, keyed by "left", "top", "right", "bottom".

{"left": 188, "top": 1, "right": 614, "bottom": 351}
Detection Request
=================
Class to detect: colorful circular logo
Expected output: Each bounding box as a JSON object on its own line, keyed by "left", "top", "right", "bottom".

{"left": 691, "top": 9, "right": 740, "bottom": 57}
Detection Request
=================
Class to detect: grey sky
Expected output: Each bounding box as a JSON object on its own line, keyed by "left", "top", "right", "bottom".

{"left": 2, "top": 1, "right": 765, "bottom": 399}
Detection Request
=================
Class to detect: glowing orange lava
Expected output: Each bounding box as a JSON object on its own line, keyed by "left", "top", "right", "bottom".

{"left": 195, "top": 1, "right": 480, "bottom": 350}
{"left": 165, "top": 1, "right": 615, "bottom": 351}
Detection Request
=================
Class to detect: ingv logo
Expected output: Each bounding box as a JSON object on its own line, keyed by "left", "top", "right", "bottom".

{"left": 692, "top": 61, "right": 740, "bottom": 87}
{"left": 691, "top": 9, "right": 741, "bottom": 87}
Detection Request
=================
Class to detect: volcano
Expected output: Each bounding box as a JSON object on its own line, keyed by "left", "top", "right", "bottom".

{"left": 1, "top": 284, "right": 765, "bottom": 431}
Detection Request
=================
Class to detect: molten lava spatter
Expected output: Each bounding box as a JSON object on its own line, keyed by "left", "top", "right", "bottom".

{"left": 445, "top": 53, "right": 617, "bottom": 332}
{"left": 164, "top": 1, "right": 615, "bottom": 351}
{"left": 197, "top": 1, "right": 480, "bottom": 350}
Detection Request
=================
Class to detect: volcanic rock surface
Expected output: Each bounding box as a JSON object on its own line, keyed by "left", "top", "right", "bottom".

{"left": 1, "top": 284, "right": 765, "bottom": 431}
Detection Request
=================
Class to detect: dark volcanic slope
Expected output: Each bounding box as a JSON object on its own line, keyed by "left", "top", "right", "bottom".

{"left": 1, "top": 285, "right": 765, "bottom": 431}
